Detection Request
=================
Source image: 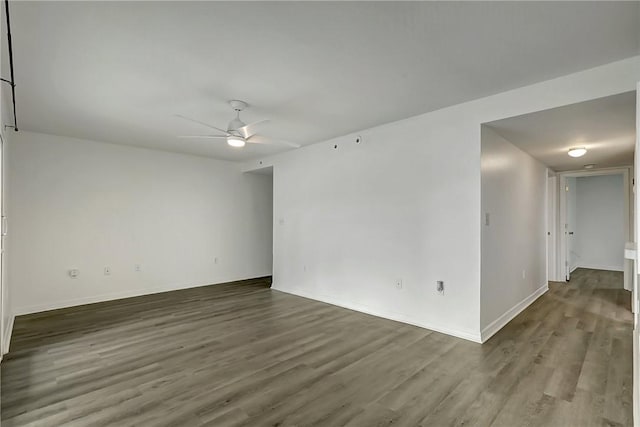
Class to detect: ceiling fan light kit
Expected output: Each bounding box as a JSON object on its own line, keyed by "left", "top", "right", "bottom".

{"left": 227, "top": 135, "right": 246, "bottom": 148}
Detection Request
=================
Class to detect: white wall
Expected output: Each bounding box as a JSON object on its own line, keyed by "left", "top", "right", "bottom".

{"left": 0, "top": 10, "right": 11, "bottom": 354}
{"left": 480, "top": 126, "right": 547, "bottom": 338}
{"left": 574, "top": 174, "right": 625, "bottom": 271}
{"left": 271, "top": 112, "right": 482, "bottom": 341}
{"left": 245, "top": 56, "right": 639, "bottom": 343}
{"left": 7, "top": 131, "right": 273, "bottom": 315}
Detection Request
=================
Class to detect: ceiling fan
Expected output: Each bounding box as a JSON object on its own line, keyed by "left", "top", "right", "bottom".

{"left": 176, "top": 100, "right": 300, "bottom": 148}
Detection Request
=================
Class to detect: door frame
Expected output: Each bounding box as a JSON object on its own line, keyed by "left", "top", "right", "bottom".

{"left": 0, "top": 131, "right": 3, "bottom": 360}
{"left": 633, "top": 82, "right": 639, "bottom": 427}
{"left": 547, "top": 175, "right": 558, "bottom": 282}
{"left": 557, "top": 166, "right": 632, "bottom": 282}
{"left": 632, "top": 83, "right": 639, "bottom": 427}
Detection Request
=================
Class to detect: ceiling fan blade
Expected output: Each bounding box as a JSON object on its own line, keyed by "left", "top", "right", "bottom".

{"left": 178, "top": 135, "right": 227, "bottom": 139}
{"left": 237, "top": 119, "right": 269, "bottom": 138}
{"left": 247, "top": 135, "right": 301, "bottom": 148}
{"left": 174, "top": 114, "right": 229, "bottom": 135}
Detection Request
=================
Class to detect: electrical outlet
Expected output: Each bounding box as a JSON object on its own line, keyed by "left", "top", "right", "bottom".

{"left": 134, "top": 264, "right": 141, "bottom": 272}
{"left": 437, "top": 280, "right": 444, "bottom": 294}
{"left": 522, "top": 270, "right": 526, "bottom": 279}
{"left": 104, "top": 266, "right": 111, "bottom": 276}
{"left": 214, "top": 257, "right": 219, "bottom": 265}
{"left": 69, "top": 269, "right": 79, "bottom": 279}
{"left": 396, "top": 279, "right": 403, "bottom": 290}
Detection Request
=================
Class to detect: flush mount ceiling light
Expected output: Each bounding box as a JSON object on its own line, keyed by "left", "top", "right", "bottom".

{"left": 568, "top": 147, "right": 587, "bottom": 158}
{"left": 226, "top": 135, "right": 246, "bottom": 148}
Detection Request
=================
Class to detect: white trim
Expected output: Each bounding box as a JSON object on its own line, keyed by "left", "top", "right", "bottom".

{"left": 0, "top": 135, "right": 5, "bottom": 360}
{"left": 13, "top": 275, "right": 269, "bottom": 316}
{"left": 574, "top": 263, "right": 624, "bottom": 273}
{"left": 558, "top": 167, "right": 632, "bottom": 282}
{"left": 634, "top": 327, "right": 639, "bottom": 427}
{"left": 632, "top": 82, "right": 639, "bottom": 427}
{"left": 272, "top": 286, "right": 482, "bottom": 343}
{"left": 2, "top": 313, "right": 14, "bottom": 355}
{"left": 480, "top": 282, "right": 549, "bottom": 343}
{"left": 547, "top": 175, "right": 559, "bottom": 281}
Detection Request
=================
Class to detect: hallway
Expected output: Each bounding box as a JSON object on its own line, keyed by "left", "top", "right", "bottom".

{"left": 530, "top": 268, "right": 632, "bottom": 426}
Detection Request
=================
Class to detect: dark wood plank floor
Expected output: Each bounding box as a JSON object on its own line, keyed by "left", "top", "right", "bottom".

{"left": 1, "top": 269, "right": 633, "bottom": 426}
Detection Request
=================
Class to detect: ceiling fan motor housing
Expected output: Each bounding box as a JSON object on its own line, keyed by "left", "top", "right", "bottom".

{"left": 227, "top": 117, "right": 246, "bottom": 133}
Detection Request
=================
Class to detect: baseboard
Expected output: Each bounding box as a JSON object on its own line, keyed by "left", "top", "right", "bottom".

{"left": 576, "top": 263, "right": 624, "bottom": 272}
{"left": 634, "top": 329, "right": 639, "bottom": 427}
{"left": 3, "top": 314, "right": 14, "bottom": 356}
{"left": 13, "top": 275, "right": 272, "bottom": 316}
{"left": 272, "top": 286, "right": 482, "bottom": 343}
{"left": 480, "top": 282, "right": 549, "bottom": 343}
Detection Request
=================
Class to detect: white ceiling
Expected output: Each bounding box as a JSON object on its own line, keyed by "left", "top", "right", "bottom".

{"left": 487, "top": 91, "right": 636, "bottom": 172}
{"left": 4, "top": 1, "right": 640, "bottom": 161}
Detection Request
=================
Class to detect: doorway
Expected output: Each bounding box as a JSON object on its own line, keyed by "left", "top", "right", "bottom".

{"left": 244, "top": 164, "right": 274, "bottom": 285}
{"left": 558, "top": 168, "right": 632, "bottom": 285}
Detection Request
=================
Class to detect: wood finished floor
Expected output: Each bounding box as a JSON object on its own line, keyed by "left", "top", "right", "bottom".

{"left": 1, "top": 269, "right": 633, "bottom": 426}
